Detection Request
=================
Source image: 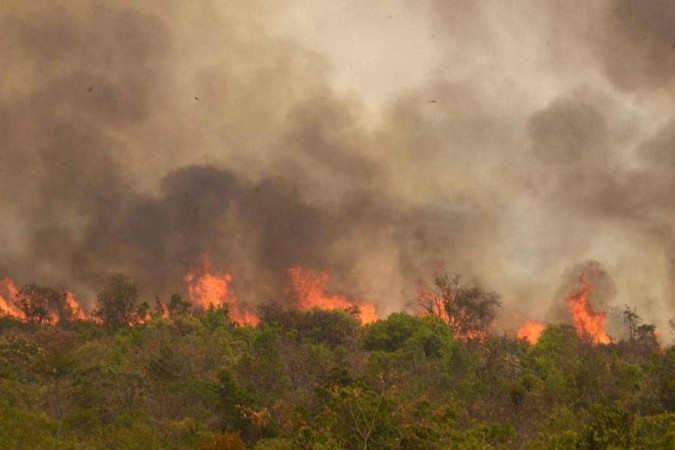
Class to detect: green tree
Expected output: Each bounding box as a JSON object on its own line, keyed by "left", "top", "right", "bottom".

{"left": 168, "top": 293, "right": 192, "bottom": 315}
{"left": 200, "top": 432, "right": 246, "bottom": 450}
{"left": 32, "top": 329, "right": 79, "bottom": 440}
{"left": 578, "top": 404, "right": 633, "bottom": 449}
{"left": 258, "top": 302, "right": 360, "bottom": 348}
{"left": 320, "top": 379, "right": 399, "bottom": 449}
{"left": 94, "top": 274, "right": 140, "bottom": 330}
{"left": 520, "top": 325, "right": 581, "bottom": 410}
{"left": 364, "top": 313, "right": 455, "bottom": 357}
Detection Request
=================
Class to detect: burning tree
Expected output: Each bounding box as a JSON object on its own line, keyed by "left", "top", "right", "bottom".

{"left": 619, "top": 305, "right": 660, "bottom": 357}
{"left": 565, "top": 270, "right": 611, "bottom": 344}
{"left": 287, "top": 267, "right": 378, "bottom": 324}
{"left": 415, "top": 272, "right": 501, "bottom": 340}
{"left": 184, "top": 258, "right": 258, "bottom": 325}
{"left": 16, "top": 284, "right": 61, "bottom": 325}
{"left": 15, "top": 284, "right": 86, "bottom": 326}
{"left": 623, "top": 305, "right": 641, "bottom": 343}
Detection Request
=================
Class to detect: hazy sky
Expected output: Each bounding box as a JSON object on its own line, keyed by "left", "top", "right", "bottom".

{"left": 1, "top": 0, "right": 673, "bottom": 332}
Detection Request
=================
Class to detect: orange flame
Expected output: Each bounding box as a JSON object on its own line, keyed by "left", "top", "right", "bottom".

{"left": 287, "top": 267, "right": 378, "bottom": 324}
{"left": 0, "top": 278, "right": 23, "bottom": 320}
{"left": 517, "top": 320, "right": 546, "bottom": 345}
{"left": 415, "top": 287, "right": 450, "bottom": 323}
{"left": 65, "top": 292, "right": 88, "bottom": 321}
{"left": 2, "top": 278, "right": 18, "bottom": 298}
{"left": 1, "top": 279, "right": 90, "bottom": 323}
{"left": 565, "top": 272, "right": 611, "bottom": 344}
{"left": 414, "top": 282, "right": 485, "bottom": 341}
{"left": 184, "top": 258, "right": 259, "bottom": 325}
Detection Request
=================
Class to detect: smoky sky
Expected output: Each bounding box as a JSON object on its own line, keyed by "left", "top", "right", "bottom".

{"left": 1, "top": 0, "right": 673, "bottom": 331}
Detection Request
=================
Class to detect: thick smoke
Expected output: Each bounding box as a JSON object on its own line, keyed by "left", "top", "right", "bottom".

{"left": 417, "top": 0, "right": 675, "bottom": 330}
{"left": 0, "top": 0, "right": 485, "bottom": 314}
{"left": 1, "top": 1, "right": 673, "bottom": 330}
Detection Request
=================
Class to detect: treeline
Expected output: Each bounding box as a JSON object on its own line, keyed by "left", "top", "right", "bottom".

{"left": 0, "top": 274, "right": 674, "bottom": 449}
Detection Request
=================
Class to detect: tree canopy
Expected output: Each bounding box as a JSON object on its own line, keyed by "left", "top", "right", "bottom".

{"left": 0, "top": 274, "right": 673, "bottom": 448}
{"left": 94, "top": 273, "right": 140, "bottom": 330}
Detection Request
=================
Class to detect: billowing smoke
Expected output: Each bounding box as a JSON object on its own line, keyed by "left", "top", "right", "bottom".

{"left": 1, "top": 1, "right": 673, "bottom": 330}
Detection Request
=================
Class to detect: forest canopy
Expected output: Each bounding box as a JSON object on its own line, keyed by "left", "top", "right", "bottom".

{"left": 0, "top": 273, "right": 673, "bottom": 449}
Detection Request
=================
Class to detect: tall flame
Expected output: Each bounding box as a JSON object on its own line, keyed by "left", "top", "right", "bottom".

{"left": 0, "top": 278, "right": 23, "bottom": 320}
{"left": 517, "top": 320, "right": 546, "bottom": 345}
{"left": 65, "top": 292, "right": 88, "bottom": 321}
{"left": 184, "top": 258, "right": 259, "bottom": 325}
{"left": 287, "top": 267, "right": 378, "bottom": 324}
{"left": 566, "top": 272, "right": 611, "bottom": 344}
{"left": 1, "top": 279, "right": 90, "bottom": 323}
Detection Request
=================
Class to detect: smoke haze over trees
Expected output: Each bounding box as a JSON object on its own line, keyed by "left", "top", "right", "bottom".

{"left": 1, "top": 1, "right": 674, "bottom": 341}
{"left": 3, "top": 2, "right": 675, "bottom": 446}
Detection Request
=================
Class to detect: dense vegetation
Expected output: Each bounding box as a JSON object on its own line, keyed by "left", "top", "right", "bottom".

{"left": 0, "top": 276, "right": 673, "bottom": 449}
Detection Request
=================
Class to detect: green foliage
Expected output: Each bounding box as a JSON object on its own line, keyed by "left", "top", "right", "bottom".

{"left": 169, "top": 293, "right": 193, "bottom": 315}
{"left": 318, "top": 381, "right": 400, "bottom": 449}
{"left": 630, "top": 413, "right": 675, "bottom": 449}
{"left": 0, "top": 402, "right": 61, "bottom": 449}
{"left": 199, "top": 432, "right": 246, "bottom": 450}
{"left": 364, "top": 313, "right": 454, "bottom": 355}
{"left": 656, "top": 347, "right": 675, "bottom": 411}
{"left": 259, "top": 302, "right": 360, "bottom": 348}
{"left": 202, "top": 304, "right": 232, "bottom": 331}
{"left": 253, "top": 437, "right": 296, "bottom": 449}
{"left": 0, "top": 295, "right": 673, "bottom": 448}
{"left": 579, "top": 404, "right": 633, "bottom": 448}
{"left": 94, "top": 273, "right": 140, "bottom": 330}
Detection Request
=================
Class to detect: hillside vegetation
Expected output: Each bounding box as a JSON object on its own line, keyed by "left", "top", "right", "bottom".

{"left": 0, "top": 278, "right": 673, "bottom": 449}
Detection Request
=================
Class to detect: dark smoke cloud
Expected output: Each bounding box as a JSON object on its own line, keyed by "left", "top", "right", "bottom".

{"left": 1, "top": 1, "right": 173, "bottom": 293}
{"left": 595, "top": 0, "right": 675, "bottom": 92}
{"left": 0, "top": 0, "right": 490, "bottom": 314}
{"left": 0, "top": 0, "right": 673, "bottom": 331}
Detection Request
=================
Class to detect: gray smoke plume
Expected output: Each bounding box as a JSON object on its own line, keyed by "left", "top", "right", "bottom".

{"left": 1, "top": 1, "right": 673, "bottom": 331}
